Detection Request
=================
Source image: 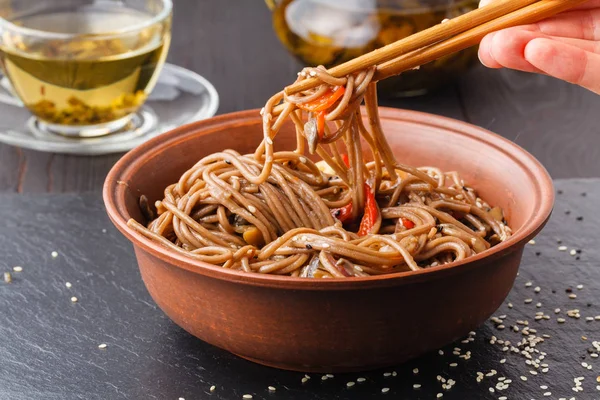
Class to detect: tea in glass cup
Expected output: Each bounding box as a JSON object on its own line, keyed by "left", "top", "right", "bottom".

{"left": 0, "top": 0, "right": 172, "bottom": 137}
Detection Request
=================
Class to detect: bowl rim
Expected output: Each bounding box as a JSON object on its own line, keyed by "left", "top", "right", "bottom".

{"left": 103, "top": 107, "right": 554, "bottom": 290}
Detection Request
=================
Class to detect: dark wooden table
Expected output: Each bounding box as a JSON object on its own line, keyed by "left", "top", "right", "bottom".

{"left": 0, "top": 0, "right": 598, "bottom": 193}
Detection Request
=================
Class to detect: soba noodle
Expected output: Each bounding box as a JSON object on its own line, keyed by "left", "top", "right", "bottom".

{"left": 128, "top": 66, "right": 512, "bottom": 278}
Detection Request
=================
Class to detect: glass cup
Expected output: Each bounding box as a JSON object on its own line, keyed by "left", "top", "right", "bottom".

{"left": 265, "top": 0, "right": 478, "bottom": 97}
{"left": 0, "top": 0, "right": 172, "bottom": 137}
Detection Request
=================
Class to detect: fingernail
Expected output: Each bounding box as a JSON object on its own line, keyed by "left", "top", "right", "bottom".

{"left": 478, "top": 49, "right": 491, "bottom": 67}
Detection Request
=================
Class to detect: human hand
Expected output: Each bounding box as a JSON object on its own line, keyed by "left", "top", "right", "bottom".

{"left": 478, "top": 0, "right": 600, "bottom": 94}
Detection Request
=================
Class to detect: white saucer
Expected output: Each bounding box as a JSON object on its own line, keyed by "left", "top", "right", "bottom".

{"left": 0, "top": 63, "right": 219, "bottom": 155}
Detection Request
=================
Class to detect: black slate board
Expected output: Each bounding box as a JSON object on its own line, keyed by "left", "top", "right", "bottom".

{"left": 1, "top": 179, "right": 599, "bottom": 400}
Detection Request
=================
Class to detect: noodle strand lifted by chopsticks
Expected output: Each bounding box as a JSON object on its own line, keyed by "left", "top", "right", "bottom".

{"left": 128, "top": 66, "right": 512, "bottom": 278}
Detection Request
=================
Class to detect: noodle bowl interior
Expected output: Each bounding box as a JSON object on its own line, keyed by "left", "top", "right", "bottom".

{"left": 128, "top": 67, "right": 512, "bottom": 278}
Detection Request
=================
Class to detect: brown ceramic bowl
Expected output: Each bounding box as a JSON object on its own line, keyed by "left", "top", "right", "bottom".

{"left": 103, "top": 108, "right": 554, "bottom": 373}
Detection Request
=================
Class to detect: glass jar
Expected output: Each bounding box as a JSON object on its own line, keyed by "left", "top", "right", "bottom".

{"left": 265, "top": 0, "right": 479, "bottom": 97}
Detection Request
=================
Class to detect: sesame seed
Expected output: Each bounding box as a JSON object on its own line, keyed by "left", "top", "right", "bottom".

{"left": 528, "top": 240, "right": 536, "bottom": 245}
{"left": 243, "top": 395, "right": 253, "bottom": 399}
{"left": 525, "top": 299, "right": 533, "bottom": 304}
{"left": 3, "top": 272, "right": 12, "bottom": 283}
{"left": 346, "top": 382, "right": 355, "bottom": 387}
{"left": 98, "top": 343, "right": 107, "bottom": 349}
{"left": 521, "top": 376, "right": 528, "bottom": 381}
{"left": 381, "top": 387, "right": 390, "bottom": 393}
{"left": 356, "top": 377, "right": 366, "bottom": 383}
{"left": 536, "top": 302, "right": 542, "bottom": 308}
{"left": 179, "top": 398, "right": 185, "bottom": 400}
{"left": 500, "top": 359, "right": 506, "bottom": 364}
{"left": 413, "top": 384, "right": 421, "bottom": 389}
{"left": 508, "top": 303, "right": 513, "bottom": 309}
{"left": 301, "top": 377, "right": 308, "bottom": 383}
{"left": 577, "top": 284, "right": 584, "bottom": 290}
{"left": 70, "top": 296, "right": 78, "bottom": 303}
{"left": 543, "top": 392, "right": 551, "bottom": 397}
{"left": 321, "top": 376, "right": 328, "bottom": 381}
{"left": 51, "top": 251, "right": 58, "bottom": 258}
{"left": 210, "top": 385, "right": 216, "bottom": 392}
{"left": 555, "top": 308, "right": 561, "bottom": 314}
{"left": 248, "top": 205, "right": 257, "bottom": 213}
{"left": 299, "top": 156, "right": 307, "bottom": 164}
{"left": 449, "top": 363, "right": 458, "bottom": 367}
{"left": 12, "top": 266, "right": 22, "bottom": 272}
{"left": 438, "top": 350, "right": 444, "bottom": 355}
{"left": 65, "top": 282, "right": 72, "bottom": 288}
{"left": 569, "top": 294, "right": 577, "bottom": 299}
{"left": 570, "top": 249, "right": 577, "bottom": 256}
{"left": 526, "top": 282, "right": 533, "bottom": 287}
{"left": 265, "top": 137, "right": 273, "bottom": 145}
{"left": 437, "top": 394, "right": 443, "bottom": 398}
{"left": 558, "top": 246, "right": 568, "bottom": 251}
{"left": 268, "top": 386, "right": 276, "bottom": 391}
{"left": 383, "top": 372, "right": 392, "bottom": 377}
{"left": 413, "top": 368, "right": 419, "bottom": 374}
{"left": 534, "top": 286, "right": 541, "bottom": 293}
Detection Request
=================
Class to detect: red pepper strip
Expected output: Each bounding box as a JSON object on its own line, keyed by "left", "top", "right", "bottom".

{"left": 296, "top": 86, "right": 346, "bottom": 113}
{"left": 401, "top": 218, "right": 415, "bottom": 230}
{"left": 341, "top": 153, "right": 349, "bottom": 168}
{"left": 316, "top": 111, "right": 326, "bottom": 139}
{"left": 331, "top": 202, "right": 353, "bottom": 224}
{"left": 358, "top": 183, "right": 379, "bottom": 237}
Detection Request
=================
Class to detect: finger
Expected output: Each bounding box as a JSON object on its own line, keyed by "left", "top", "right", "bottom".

{"left": 478, "top": 32, "right": 504, "bottom": 68}
{"left": 525, "top": 38, "right": 600, "bottom": 94}
{"left": 551, "top": 36, "right": 600, "bottom": 53}
{"left": 479, "top": 26, "right": 599, "bottom": 68}
{"left": 480, "top": 28, "right": 544, "bottom": 73}
{"left": 477, "top": 2, "right": 600, "bottom": 41}
{"left": 533, "top": 9, "right": 600, "bottom": 40}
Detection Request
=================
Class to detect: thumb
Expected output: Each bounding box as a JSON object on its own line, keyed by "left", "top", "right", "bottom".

{"left": 525, "top": 38, "right": 600, "bottom": 95}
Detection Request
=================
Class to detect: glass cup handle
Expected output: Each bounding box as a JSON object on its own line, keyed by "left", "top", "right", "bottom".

{"left": 0, "top": 74, "right": 23, "bottom": 107}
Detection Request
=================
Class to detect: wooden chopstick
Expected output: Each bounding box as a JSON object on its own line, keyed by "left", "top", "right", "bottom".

{"left": 284, "top": 0, "right": 584, "bottom": 96}
{"left": 375, "top": 0, "right": 589, "bottom": 81}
